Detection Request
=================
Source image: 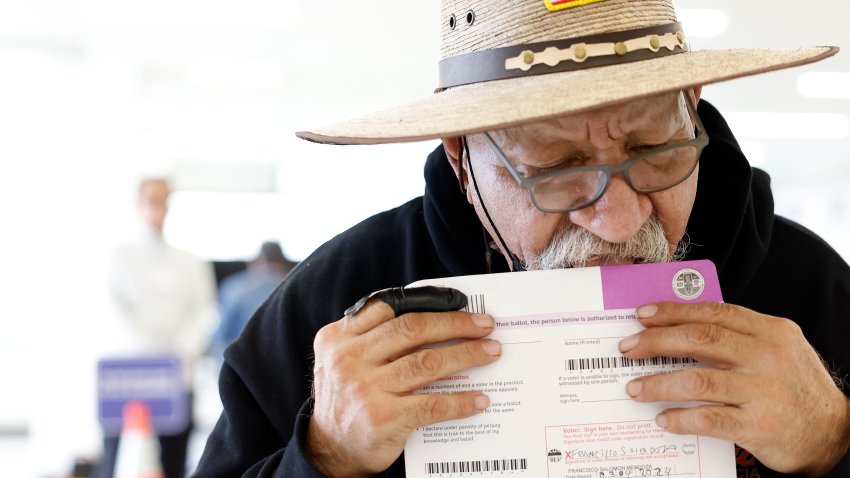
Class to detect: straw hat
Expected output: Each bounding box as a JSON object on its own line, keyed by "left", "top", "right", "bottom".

{"left": 296, "top": 0, "right": 838, "bottom": 145}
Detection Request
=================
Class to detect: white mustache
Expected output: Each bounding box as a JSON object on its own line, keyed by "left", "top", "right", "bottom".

{"left": 524, "top": 216, "right": 687, "bottom": 270}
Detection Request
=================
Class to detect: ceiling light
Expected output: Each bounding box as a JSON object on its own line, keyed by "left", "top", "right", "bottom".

{"left": 797, "top": 72, "right": 850, "bottom": 99}
{"left": 724, "top": 112, "right": 850, "bottom": 140}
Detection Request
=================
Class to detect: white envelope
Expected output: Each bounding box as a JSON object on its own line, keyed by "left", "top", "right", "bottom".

{"left": 405, "top": 260, "right": 734, "bottom": 478}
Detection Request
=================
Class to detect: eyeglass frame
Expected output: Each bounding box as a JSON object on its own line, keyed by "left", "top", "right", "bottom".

{"left": 481, "top": 91, "right": 709, "bottom": 214}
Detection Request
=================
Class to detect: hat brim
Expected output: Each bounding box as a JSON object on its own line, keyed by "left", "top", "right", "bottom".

{"left": 296, "top": 47, "right": 838, "bottom": 145}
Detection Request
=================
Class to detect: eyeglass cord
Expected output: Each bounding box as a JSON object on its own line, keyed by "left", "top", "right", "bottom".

{"left": 463, "top": 137, "right": 526, "bottom": 272}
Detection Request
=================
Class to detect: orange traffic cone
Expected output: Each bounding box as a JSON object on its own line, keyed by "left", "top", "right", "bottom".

{"left": 113, "top": 401, "right": 164, "bottom": 478}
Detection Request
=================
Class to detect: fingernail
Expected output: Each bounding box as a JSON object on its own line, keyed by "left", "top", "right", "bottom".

{"left": 656, "top": 413, "right": 667, "bottom": 429}
{"left": 619, "top": 334, "right": 639, "bottom": 352}
{"left": 473, "top": 314, "right": 495, "bottom": 328}
{"left": 626, "top": 380, "right": 642, "bottom": 397}
{"left": 474, "top": 394, "right": 490, "bottom": 410}
{"left": 482, "top": 340, "right": 501, "bottom": 356}
{"left": 637, "top": 305, "right": 658, "bottom": 319}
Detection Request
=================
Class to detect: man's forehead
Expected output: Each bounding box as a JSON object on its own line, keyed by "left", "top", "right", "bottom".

{"left": 495, "top": 91, "right": 683, "bottom": 144}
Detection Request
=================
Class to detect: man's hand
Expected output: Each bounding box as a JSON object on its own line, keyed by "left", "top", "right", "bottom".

{"left": 306, "top": 288, "right": 501, "bottom": 477}
{"left": 619, "top": 302, "right": 850, "bottom": 476}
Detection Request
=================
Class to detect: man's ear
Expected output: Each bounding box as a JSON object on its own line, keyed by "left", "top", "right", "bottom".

{"left": 689, "top": 86, "right": 703, "bottom": 104}
{"left": 442, "top": 137, "right": 470, "bottom": 199}
{"left": 442, "top": 136, "right": 462, "bottom": 177}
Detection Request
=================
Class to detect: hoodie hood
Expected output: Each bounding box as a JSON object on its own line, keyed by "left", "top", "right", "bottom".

{"left": 685, "top": 101, "right": 774, "bottom": 303}
{"left": 423, "top": 143, "right": 513, "bottom": 277}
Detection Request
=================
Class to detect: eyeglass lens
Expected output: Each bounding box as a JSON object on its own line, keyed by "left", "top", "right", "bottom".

{"left": 531, "top": 144, "right": 700, "bottom": 212}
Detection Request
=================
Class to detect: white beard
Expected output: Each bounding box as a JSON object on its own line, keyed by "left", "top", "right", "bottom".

{"left": 524, "top": 215, "right": 688, "bottom": 271}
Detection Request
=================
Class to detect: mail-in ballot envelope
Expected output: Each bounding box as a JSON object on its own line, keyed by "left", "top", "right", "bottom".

{"left": 405, "top": 259, "right": 734, "bottom": 478}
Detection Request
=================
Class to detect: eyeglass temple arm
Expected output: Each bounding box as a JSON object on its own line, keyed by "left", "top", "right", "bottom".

{"left": 684, "top": 92, "right": 709, "bottom": 148}
{"left": 483, "top": 131, "right": 527, "bottom": 185}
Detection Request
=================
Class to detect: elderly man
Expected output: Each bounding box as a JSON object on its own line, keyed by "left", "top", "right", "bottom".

{"left": 196, "top": 1, "right": 849, "bottom": 477}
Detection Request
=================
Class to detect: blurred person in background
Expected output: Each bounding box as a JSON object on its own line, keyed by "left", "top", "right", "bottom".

{"left": 100, "top": 177, "right": 216, "bottom": 478}
{"left": 208, "top": 241, "right": 297, "bottom": 360}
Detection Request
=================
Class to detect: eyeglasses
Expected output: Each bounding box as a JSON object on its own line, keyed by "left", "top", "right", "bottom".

{"left": 482, "top": 92, "right": 709, "bottom": 214}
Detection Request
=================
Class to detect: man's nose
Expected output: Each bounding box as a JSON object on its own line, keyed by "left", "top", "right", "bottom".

{"left": 567, "top": 174, "right": 653, "bottom": 243}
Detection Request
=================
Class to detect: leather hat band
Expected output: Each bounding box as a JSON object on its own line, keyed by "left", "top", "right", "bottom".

{"left": 438, "top": 22, "right": 689, "bottom": 89}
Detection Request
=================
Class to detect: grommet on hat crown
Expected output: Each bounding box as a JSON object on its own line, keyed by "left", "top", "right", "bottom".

{"left": 440, "top": 0, "right": 675, "bottom": 59}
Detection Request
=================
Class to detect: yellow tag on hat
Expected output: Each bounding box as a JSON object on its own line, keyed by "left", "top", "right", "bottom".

{"left": 544, "top": 0, "right": 606, "bottom": 12}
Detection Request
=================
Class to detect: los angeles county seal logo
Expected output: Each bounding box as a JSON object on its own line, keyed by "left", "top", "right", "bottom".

{"left": 672, "top": 268, "right": 705, "bottom": 300}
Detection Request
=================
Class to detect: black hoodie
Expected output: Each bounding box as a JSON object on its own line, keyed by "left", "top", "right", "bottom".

{"left": 195, "top": 101, "right": 850, "bottom": 477}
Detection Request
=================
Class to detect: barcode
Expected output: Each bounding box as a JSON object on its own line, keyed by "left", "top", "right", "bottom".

{"left": 566, "top": 356, "right": 697, "bottom": 371}
{"left": 464, "top": 294, "right": 486, "bottom": 314}
{"left": 426, "top": 457, "right": 527, "bottom": 474}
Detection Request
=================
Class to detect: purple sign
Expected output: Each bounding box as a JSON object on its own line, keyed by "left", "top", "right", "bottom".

{"left": 98, "top": 356, "right": 188, "bottom": 436}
